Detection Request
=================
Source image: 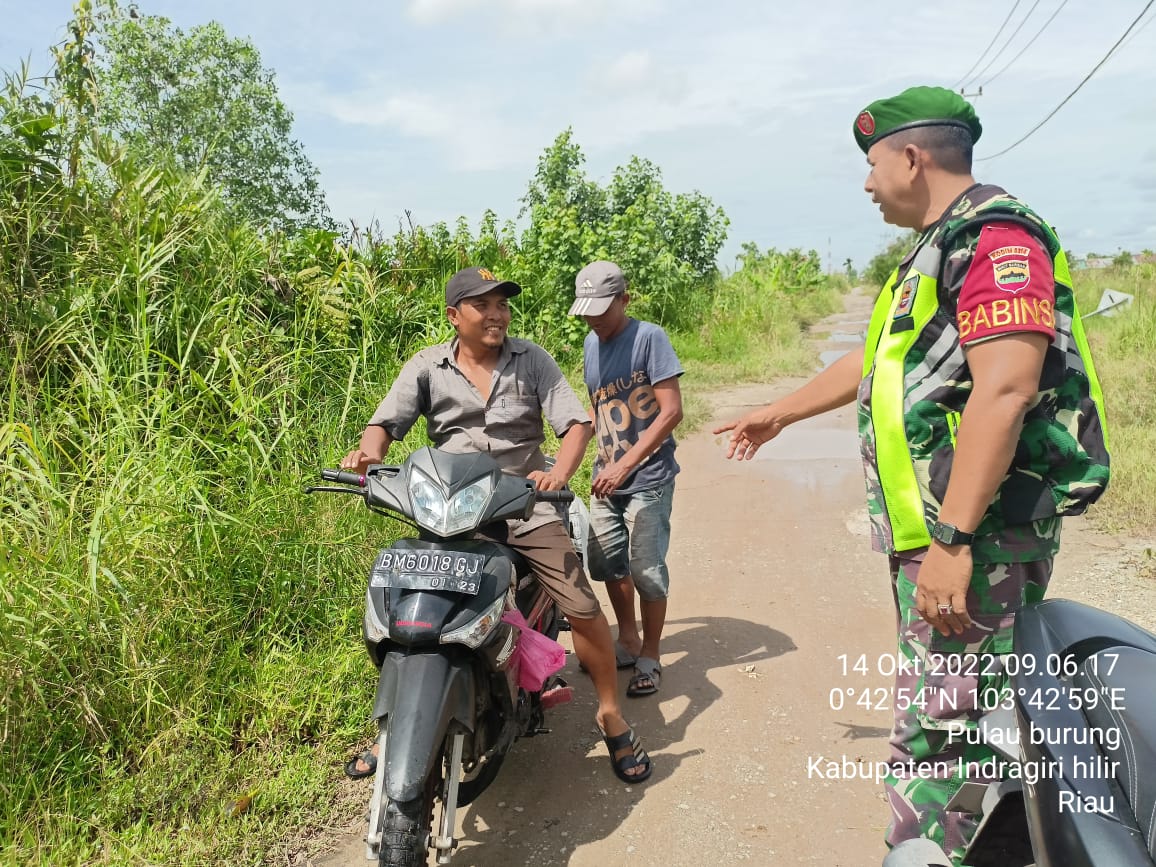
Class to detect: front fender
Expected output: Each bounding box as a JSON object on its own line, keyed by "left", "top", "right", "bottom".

{"left": 373, "top": 652, "right": 476, "bottom": 802}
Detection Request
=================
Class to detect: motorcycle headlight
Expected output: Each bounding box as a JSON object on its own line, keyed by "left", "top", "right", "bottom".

{"left": 407, "top": 468, "right": 493, "bottom": 535}
{"left": 440, "top": 594, "right": 506, "bottom": 649}
{"left": 409, "top": 467, "right": 448, "bottom": 531}
{"left": 445, "top": 477, "right": 493, "bottom": 534}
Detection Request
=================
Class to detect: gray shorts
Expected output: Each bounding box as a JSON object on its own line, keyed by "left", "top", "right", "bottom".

{"left": 586, "top": 481, "right": 674, "bottom": 602}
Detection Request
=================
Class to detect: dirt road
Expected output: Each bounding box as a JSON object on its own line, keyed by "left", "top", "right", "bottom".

{"left": 312, "top": 289, "right": 1155, "bottom": 867}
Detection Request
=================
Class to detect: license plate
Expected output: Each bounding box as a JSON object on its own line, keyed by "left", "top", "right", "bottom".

{"left": 371, "top": 549, "right": 486, "bottom": 595}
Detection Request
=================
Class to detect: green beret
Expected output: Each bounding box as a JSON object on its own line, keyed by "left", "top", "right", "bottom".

{"left": 853, "top": 85, "right": 982, "bottom": 154}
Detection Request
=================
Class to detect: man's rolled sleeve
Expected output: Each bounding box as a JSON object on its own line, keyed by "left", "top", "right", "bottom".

{"left": 367, "top": 355, "right": 427, "bottom": 440}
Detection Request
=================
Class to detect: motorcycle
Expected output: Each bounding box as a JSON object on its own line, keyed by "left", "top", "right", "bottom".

{"left": 884, "top": 598, "right": 1156, "bottom": 867}
{"left": 307, "top": 447, "right": 575, "bottom": 866}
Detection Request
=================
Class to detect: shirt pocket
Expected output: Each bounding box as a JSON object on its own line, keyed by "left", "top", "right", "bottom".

{"left": 487, "top": 395, "right": 540, "bottom": 431}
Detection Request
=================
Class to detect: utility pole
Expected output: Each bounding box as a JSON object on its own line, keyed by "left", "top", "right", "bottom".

{"left": 960, "top": 86, "right": 983, "bottom": 102}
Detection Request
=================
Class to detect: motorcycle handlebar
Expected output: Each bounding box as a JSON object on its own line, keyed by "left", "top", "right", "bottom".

{"left": 536, "top": 489, "right": 574, "bottom": 503}
{"left": 317, "top": 467, "right": 573, "bottom": 504}
{"left": 320, "top": 468, "right": 365, "bottom": 487}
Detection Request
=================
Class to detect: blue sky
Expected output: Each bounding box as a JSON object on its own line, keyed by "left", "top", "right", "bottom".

{"left": 5, "top": 0, "right": 1155, "bottom": 270}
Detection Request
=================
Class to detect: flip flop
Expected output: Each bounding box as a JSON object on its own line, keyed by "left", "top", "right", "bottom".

{"left": 598, "top": 722, "right": 653, "bottom": 784}
{"left": 627, "top": 657, "right": 662, "bottom": 697}
{"left": 343, "top": 748, "right": 376, "bottom": 780}
{"left": 578, "top": 641, "right": 638, "bottom": 673}
{"left": 615, "top": 642, "right": 639, "bottom": 669}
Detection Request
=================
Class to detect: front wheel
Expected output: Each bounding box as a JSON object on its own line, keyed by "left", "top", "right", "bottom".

{"left": 379, "top": 791, "right": 434, "bottom": 867}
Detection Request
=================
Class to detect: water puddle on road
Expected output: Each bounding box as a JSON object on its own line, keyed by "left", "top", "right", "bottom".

{"left": 818, "top": 349, "right": 849, "bottom": 369}
{"left": 749, "top": 422, "right": 860, "bottom": 492}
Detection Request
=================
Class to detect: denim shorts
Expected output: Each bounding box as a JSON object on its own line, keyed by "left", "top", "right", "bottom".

{"left": 586, "top": 481, "right": 674, "bottom": 601}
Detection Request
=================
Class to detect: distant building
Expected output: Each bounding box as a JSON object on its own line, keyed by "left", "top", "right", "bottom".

{"left": 1071, "top": 256, "right": 1114, "bottom": 270}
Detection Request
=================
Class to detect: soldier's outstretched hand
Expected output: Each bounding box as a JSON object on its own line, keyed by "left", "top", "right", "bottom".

{"left": 714, "top": 405, "right": 786, "bottom": 460}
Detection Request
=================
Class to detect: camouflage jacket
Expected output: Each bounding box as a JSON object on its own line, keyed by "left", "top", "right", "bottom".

{"left": 857, "top": 184, "right": 1110, "bottom": 562}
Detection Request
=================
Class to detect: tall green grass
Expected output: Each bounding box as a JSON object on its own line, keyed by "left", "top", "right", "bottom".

{"left": 1072, "top": 264, "right": 1156, "bottom": 535}
{"left": 674, "top": 248, "right": 842, "bottom": 430}
{"left": 0, "top": 156, "right": 385, "bottom": 865}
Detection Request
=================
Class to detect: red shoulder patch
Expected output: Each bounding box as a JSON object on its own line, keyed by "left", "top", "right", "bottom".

{"left": 956, "top": 224, "right": 1055, "bottom": 345}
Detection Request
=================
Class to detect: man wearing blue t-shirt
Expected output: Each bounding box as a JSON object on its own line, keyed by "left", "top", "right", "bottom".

{"left": 570, "top": 261, "right": 684, "bottom": 697}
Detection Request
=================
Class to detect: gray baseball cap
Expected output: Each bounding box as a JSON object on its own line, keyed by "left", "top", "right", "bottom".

{"left": 568, "top": 260, "right": 626, "bottom": 316}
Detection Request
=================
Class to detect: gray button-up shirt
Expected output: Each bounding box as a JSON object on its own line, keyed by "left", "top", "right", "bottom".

{"left": 368, "top": 337, "right": 590, "bottom": 534}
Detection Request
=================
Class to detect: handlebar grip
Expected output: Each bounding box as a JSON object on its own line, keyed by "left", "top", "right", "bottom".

{"left": 536, "top": 489, "right": 575, "bottom": 503}
{"left": 320, "top": 469, "right": 365, "bottom": 486}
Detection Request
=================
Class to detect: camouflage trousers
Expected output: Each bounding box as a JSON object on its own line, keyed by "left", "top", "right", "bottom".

{"left": 883, "top": 552, "right": 1051, "bottom": 865}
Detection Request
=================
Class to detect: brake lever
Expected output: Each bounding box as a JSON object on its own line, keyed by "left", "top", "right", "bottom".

{"left": 303, "top": 486, "right": 367, "bottom": 495}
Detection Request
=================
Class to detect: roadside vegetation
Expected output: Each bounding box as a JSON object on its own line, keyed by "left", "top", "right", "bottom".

{"left": 5, "top": 3, "right": 1147, "bottom": 864}
{"left": 1070, "top": 264, "right": 1156, "bottom": 536}
{"left": 0, "top": 4, "right": 838, "bottom": 864}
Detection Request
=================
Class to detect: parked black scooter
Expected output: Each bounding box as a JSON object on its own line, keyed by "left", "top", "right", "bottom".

{"left": 307, "top": 447, "right": 573, "bottom": 866}
{"left": 884, "top": 598, "right": 1156, "bottom": 867}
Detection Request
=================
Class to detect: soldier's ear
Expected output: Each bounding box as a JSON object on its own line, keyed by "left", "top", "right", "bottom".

{"left": 902, "top": 143, "right": 921, "bottom": 172}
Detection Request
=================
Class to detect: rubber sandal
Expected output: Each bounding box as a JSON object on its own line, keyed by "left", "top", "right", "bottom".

{"left": 615, "top": 642, "right": 639, "bottom": 669}
{"left": 627, "top": 657, "right": 662, "bottom": 697}
{"left": 598, "top": 723, "right": 652, "bottom": 784}
{"left": 343, "top": 748, "right": 376, "bottom": 780}
{"left": 578, "top": 641, "right": 638, "bottom": 674}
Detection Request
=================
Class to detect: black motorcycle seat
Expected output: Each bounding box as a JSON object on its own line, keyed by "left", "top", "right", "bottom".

{"left": 1076, "top": 647, "right": 1156, "bottom": 859}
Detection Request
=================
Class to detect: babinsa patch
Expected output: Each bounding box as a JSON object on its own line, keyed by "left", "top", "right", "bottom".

{"left": 988, "top": 244, "right": 1031, "bottom": 293}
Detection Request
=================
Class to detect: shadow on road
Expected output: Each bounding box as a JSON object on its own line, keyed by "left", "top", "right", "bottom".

{"left": 438, "top": 615, "right": 797, "bottom": 865}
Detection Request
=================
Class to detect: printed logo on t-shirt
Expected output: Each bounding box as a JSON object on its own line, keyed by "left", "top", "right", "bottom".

{"left": 592, "top": 369, "right": 658, "bottom": 465}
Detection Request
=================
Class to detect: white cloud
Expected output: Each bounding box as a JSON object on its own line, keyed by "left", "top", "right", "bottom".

{"left": 329, "top": 92, "right": 457, "bottom": 139}
{"left": 407, "top": 0, "right": 657, "bottom": 28}
{"left": 299, "top": 80, "right": 540, "bottom": 172}
{"left": 589, "top": 49, "right": 689, "bottom": 106}
{"left": 596, "top": 50, "right": 654, "bottom": 90}
{"left": 407, "top": 0, "right": 481, "bottom": 24}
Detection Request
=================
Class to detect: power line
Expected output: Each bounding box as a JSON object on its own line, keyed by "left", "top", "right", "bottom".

{"left": 1119, "top": 3, "right": 1156, "bottom": 50}
{"left": 962, "top": 0, "right": 1044, "bottom": 90}
{"left": 980, "top": 0, "right": 1070, "bottom": 88}
{"left": 951, "top": 1, "right": 1022, "bottom": 90}
{"left": 978, "top": 0, "right": 1156, "bottom": 161}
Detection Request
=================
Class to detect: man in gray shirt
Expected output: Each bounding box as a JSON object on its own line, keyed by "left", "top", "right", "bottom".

{"left": 340, "top": 266, "right": 652, "bottom": 784}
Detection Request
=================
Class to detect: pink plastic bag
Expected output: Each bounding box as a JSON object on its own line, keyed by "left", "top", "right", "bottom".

{"left": 501, "top": 609, "right": 566, "bottom": 692}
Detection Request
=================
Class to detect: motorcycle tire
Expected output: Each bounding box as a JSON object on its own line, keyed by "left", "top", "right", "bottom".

{"left": 378, "top": 790, "right": 434, "bottom": 867}
{"left": 456, "top": 750, "right": 507, "bottom": 807}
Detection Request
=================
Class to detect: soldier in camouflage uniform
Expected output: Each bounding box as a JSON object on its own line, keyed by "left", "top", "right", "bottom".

{"left": 716, "top": 86, "right": 1109, "bottom": 864}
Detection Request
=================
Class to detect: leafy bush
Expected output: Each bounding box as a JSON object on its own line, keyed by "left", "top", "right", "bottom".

{"left": 861, "top": 231, "right": 919, "bottom": 288}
